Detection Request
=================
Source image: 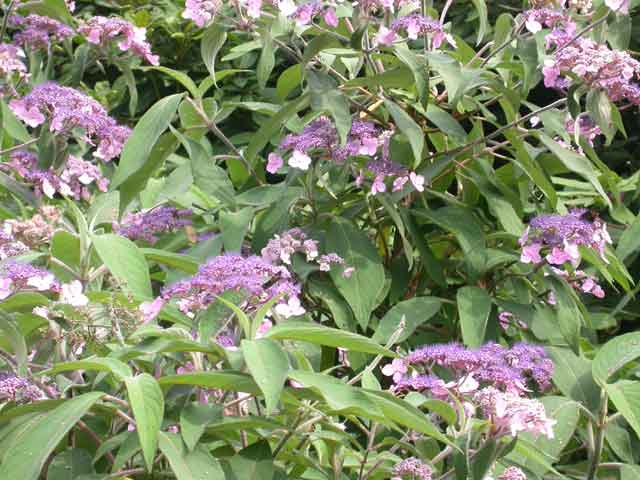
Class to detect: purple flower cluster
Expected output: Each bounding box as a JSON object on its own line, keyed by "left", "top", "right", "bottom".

{"left": 3, "top": 151, "right": 109, "bottom": 200}
{"left": 474, "top": 387, "right": 556, "bottom": 438}
{"left": 498, "top": 467, "right": 528, "bottom": 480}
{"left": 519, "top": 209, "right": 611, "bottom": 298}
{"left": 273, "top": 116, "right": 425, "bottom": 195}
{"left": 0, "top": 43, "right": 26, "bottom": 79}
{"left": 289, "top": 1, "right": 338, "bottom": 27}
{"left": 387, "top": 342, "right": 554, "bottom": 395}
{"left": 543, "top": 36, "right": 640, "bottom": 105}
{"left": 261, "top": 228, "right": 353, "bottom": 276}
{"left": 0, "top": 262, "right": 58, "bottom": 300}
{"left": 386, "top": 14, "right": 456, "bottom": 48}
{"left": 522, "top": 7, "right": 573, "bottom": 34}
{"left": 565, "top": 116, "right": 602, "bottom": 147}
{"left": 113, "top": 206, "right": 192, "bottom": 244}
{"left": 9, "top": 14, "right": 73, "bottom": 50}
{"left": 9, "top": 82, "right": 131, "bottom": 161}
{"left": 0, "top": 373, "right": 44, "bottom": 402}
{"left": 141, "top": 253, "right": 303, "bottom": 322}
{"left": 391, "top": 457, "right": 432, "bottom": 480}
{"left": 182, "top": 0, "right": 221, "bottom": 26}
{"left": 78, "top": 16, "right": 159, "bottom": 65}
{"left": 0, "top": 230, "right": 29, "bottom": 260}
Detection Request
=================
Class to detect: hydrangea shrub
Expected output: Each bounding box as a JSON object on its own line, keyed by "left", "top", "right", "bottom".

{"left": 0, "top": 0, "right": 639, "bottom": 479}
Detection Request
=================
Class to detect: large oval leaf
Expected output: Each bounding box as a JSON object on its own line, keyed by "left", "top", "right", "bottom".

{"left": 0, "top": 392, "right": 103, "bottom": 480}
{"left": 263, "top": 321, "right": 395, "bottom": 356}
{"left": 92, "top": 234, "right": 152, "bottom": 299}
{"left": 124, "top": 374, "right": 165, "bottom": 472}
{"left": 241, "top": 339, "right": 289, "bottom": 414}
{"left": 593, "top": 332, "right": 640, "bottom": 385}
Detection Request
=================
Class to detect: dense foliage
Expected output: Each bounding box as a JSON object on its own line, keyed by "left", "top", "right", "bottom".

{"left": 0, "top": 0, "right": 640, "bottom": 478}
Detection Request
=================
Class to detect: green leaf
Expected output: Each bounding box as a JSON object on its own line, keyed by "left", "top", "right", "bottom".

{"left": 124, "top": 374, "right": 164, "bottom": 472}
{"left": 180, "top": 403, "right": 222, "bottom": 452}
{"left": 118, "top": 132, "right": 179, "bottom": 211}
{"left": 457, "top": 286, "right": 491, "bottom": 348}
{"left": 307, "top": 280, "right": 356, "bottom": 331}
{"left": 220, "top": 207, "right": 253, "bottom": 252}
{"left": 538, "top": 132, "right": 610, "bottom": 208}
{"left": 47, "top": 449, "right": 94, "bottom": 480}
{"left": 616, "top": 213, "right": 640, "bottom": 263}
{"left": 302, "top": 34, "right": 341, "bottom": 64}
{"left": 92, "top": 234, "right": 152, "bottom": 299}
{"left": 471, "top": 438, "right": 497, "bottom": 480}
{"left": 414, "top": 207, "right": 487, "bottom": 275}
{"left": 158, "top": 371, "right": 260, "bottom": 394}
{"left": 0, "top": 392, "right": 103, "bottom": 480}
{"left": 326, "top": 218, "right": 386, "bottom": 330}
{"left": 241, "top": 339, "right": 289, "bottom": 414}
{"left": 111, "top": 94, "right": 183, "bottom": 190}
{"left": 425, "top": 104, "right": 466, "bottom": 144}
{"left": 141, "top": 249, "right": 199, "bottom": 274}
{"left": 393, "top": 45, "right": 428, "bottom": 106}
{"left": 288, "top": 370, "right": 384, "bottom": 421}
{"left": 547, "top": 347, "right": 601, "bottom": 412}
{"left": 470, "top": 0, "right": 489, "bottom": 44}
{"left": 264, "top": 321, "right": 395, "bottom": 356}
{"left": 593, "top": 332, "right": 640, "bottom": 385}
{"left": 201, "top": 25, "right": 227, "bottom": 85}
{"left": 40, "top": 357, "right": 132, "bottom": 381}
{"left": 363, "top": 390, "right": 452, "bottom": 446}
{"left": 159, "top": 432, "right": 225, "bottom": 480}
{"left": 187, "top": 139, "right": 236, "bottom": 206}
{"left": 604, "top": 381, "right": 640, "bottom": 439}
{"left": 0, "top": 311, "right": 27, "bottom": 376}
{"left": 373, "top": 297, "right": 441, "bottom": 344}
{"left": 384, "top": 99, "right": 424, "bottom": 167}
{"left": 257, "top": 32, "right": 275, "bottom": 90}
{"left": 26, "top": 0, "right": 73, "bottom": 23}
{"left": 225, "top": 441, "right": 274, "bottom": 480}
{"left": 276, "top": 64, "right": 302, "bottom": 100}
{"left": 146, "top": 67, "right": 199, "bottom": 98}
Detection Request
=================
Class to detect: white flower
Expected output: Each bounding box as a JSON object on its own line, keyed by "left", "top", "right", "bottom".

{"left": 27, "top": 273, "right": 56, "bottom": 291}
{"left": 60, "top": 280, "right": 89, "bottom": 307}
{"left": 274, "top": 297, "right": 305, "bottom": 317}
{"left": 288, "top": 150, "right": 312, "bottom": 170}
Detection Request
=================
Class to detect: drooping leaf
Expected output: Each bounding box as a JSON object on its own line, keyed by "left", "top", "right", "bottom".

{"left": 124, "top": 374, "right": 165, "bottom": 472}
{"left": 0, "top": 392, "right": 103, "bottom": 480}
{"left": 241, "top": 339, "right": 289, "bottom": 414}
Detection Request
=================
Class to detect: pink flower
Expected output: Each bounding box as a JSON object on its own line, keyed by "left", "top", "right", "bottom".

{"left": 374, "top": 26, "right": 397, "bottom": 46}
{"left": 371, "top": 176, "right": 386, "bottom": 195}
{"left": 0, "top": 278, "right": 12, "bottom": 300}
{"left": 140, "top": 297, "right": 164, "bottom": 323}
{"left": 256, "top": 319, "right": 273, "bottom": 338}
{"left": 342, "top": 266, "right": 355, "bottom": 278}
{"left": 382, "top": 358, "right": 407, "bottom": 382}
{"left": 545, "top": 246, "right": 573, "bottom": 265}
{"left": 393, "top": 176, "right": 409, "bottom": 192}
{"left": 359, "top": 136, "right": 378, "bottom": 156}
{"left": 243, "top": 0, "right": 262, "bottom": 18}
{"left": 606, "top": 0, "right": 629, "bottom": 13}
{"left": 266, "top": 153, "right": 284, "bottom": 174}
{"left": 520, "top": 242, "right": 542, "bottom": 264}
{"left": 278, "top": 0, "right": 297, "bottom": 15}
{"left": 409, "top": 172, "right": 425, "bottom": 192}
{"left": 323, "top": 8, "right": 338, "bottom": 27}
{"left": 9, "top": 99, "right": 45, "bottom": 127}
